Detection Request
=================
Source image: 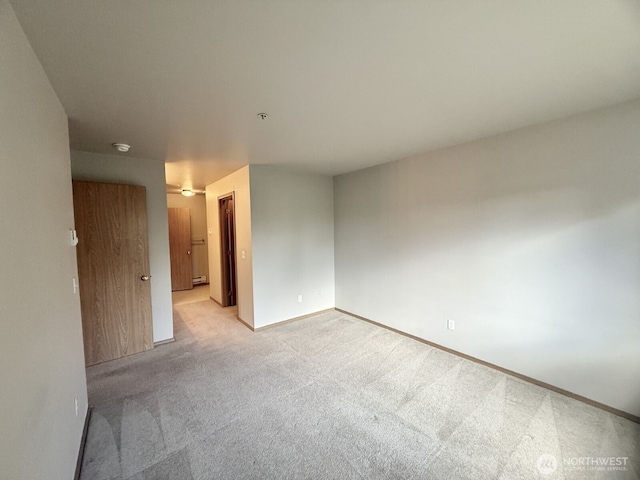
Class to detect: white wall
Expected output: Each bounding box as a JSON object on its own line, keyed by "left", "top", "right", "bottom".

{"left": 0, "top": 2, "right": 88, "bottom": 478}
{"left": 70, "top": 151, "right": 174, "bottom": 342}
{"left": 335, "top": 99, "right": 640, "bottom": 417}
{"left": 250, "top": 166, "right": 335, "bottom": 329}
{"left": 167, "top": 193, "right": 209, "bottom": 281}
{"left": 206, "top": 166, "right": 254, "bottom": 325}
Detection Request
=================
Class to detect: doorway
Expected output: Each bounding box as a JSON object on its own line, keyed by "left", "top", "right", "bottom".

{"left": 219, "top": 194, "right": 237, "bottom": 307}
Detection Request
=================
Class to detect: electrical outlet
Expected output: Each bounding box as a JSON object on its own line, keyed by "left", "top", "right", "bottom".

{"left": 74, "top": 397, "right": 79, "bottom": 416}
{"left": 297, "top": 294, "right": 303, "bottom": 303}
{"left": 447, "top": 319, "right": 455, "bottom": 331}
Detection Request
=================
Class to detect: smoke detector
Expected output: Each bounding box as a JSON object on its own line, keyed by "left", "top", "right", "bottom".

{"left": 257, "top": 113, "right": 269, "bottom": 120}
{"left": 112, "top": 143, "right": 131, "bottom": 152}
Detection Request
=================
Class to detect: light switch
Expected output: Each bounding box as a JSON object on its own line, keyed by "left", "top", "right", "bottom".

{"left": 241, "top": 250, "right": 246, "bottom": 259}
{"left": 72, "top": 277, "right": 79, "bottom": 294}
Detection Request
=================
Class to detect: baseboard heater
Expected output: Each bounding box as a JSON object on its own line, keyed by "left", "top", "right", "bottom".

{"left": 192, "top": 276, "right": 207, "bottom": 285}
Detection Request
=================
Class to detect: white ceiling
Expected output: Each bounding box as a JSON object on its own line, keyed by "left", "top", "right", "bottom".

{"left": 10, "top": 0, "right": 640, "bottom": 190}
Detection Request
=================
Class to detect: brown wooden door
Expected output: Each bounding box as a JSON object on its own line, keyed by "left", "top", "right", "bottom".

{"left": 73, "top": 181, "right": 153, "bottom": 366}
{"left": 219, "top": 195, "right": 237, "bottom": 307}
{"left": 168, "top": 207, "right": 193, "bottom": 291}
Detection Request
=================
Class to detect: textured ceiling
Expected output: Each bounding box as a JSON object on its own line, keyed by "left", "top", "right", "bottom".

{"left": 10, "top": 0, "right": 640, "bottom": 190}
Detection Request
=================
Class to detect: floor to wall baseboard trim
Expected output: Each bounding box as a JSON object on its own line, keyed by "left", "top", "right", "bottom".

{"left": 237, "top": 308, "right": 336, "bottom": 332}
{"left": 210, "top": 296, "right": 223, "bottom": 307}
{"left": 236, "top": 316, "right": 254, "bottom": 331}
{"left": 154, "top": 337, "right": 175, "bottom": 347}
{"left": 336, "top": 308, "right": 640, "bottom": 425}
{"left": 74, "top": 406, "right": 92, "bottom": 480}
{"left": 254, "top": 308, "right": 336, "bottom": 332}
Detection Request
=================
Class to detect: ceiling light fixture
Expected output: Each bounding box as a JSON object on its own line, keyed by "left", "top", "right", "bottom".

{"left": 181, "top": 189, "right": 195, "bottom": 197}
{"left": 112, "top": 143, "right": 131, "bottom": 152}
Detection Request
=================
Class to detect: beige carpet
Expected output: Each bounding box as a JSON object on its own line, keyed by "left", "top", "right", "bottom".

{"left": 171, "top": 284, "right": 211, "bottom": 306}
{"left": 80, "top": 299, "right": 639, "bottom": 479}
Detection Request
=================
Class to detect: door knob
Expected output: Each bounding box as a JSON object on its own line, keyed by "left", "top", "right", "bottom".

{"left": 141, "top": 275, "right": 151, "bottom": 281}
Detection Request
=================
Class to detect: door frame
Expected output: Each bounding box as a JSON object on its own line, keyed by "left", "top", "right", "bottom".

{"left": 218, "top": 192, "right": 237, "bottom": 307}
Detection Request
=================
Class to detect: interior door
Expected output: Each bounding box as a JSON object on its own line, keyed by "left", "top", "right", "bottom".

{"left": 73, "top": 181, "right": 153, "bottom": 366}
{"left": 219, "top": 195, "right": 237, "bottom": 307}
{"left": 168, "top": 207, "right": 193, "bottom": 291}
